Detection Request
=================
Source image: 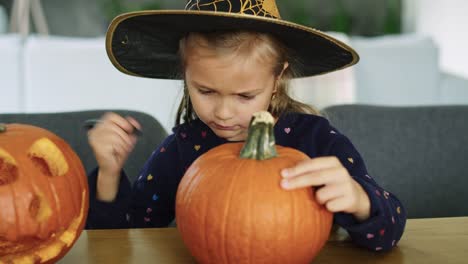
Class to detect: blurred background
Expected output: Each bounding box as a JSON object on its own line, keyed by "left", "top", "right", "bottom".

{"left": 0, "top": 0, "right": 403, "bottom": 37}
{"left": 1, "top": 0, "right": 467, "bottom": 133}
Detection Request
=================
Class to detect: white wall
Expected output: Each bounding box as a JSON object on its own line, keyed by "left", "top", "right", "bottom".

{"left": 22, "top": 36, "right": 182, "bottom": 133}
{"left": 403, "top": 0, "right": 468, "bottom": 78}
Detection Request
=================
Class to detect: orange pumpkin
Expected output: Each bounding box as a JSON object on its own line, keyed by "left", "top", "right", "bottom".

{"left": 176, "top": 111, "right": 332, "bottom": 264}
{"left": 0, "top": 123, "right": 88, "bottom": 263}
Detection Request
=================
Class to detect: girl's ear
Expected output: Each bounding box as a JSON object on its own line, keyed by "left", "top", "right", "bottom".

{"left": 273, "top": 62, "right": 289, "bottom": 93}
{"left": 277, "top": 62, "right": 289, "bottom": 80}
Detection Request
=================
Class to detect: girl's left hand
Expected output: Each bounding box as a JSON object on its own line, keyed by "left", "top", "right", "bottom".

{"left": 281, "top": 156, "right": 371, "bottom": 222}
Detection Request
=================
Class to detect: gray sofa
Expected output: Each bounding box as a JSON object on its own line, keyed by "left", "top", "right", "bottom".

{"left": 2, "top": 105, "right": 467, "bottom": 219}
{"left": 323, "top": 104, "right": 468, "bottom": 219}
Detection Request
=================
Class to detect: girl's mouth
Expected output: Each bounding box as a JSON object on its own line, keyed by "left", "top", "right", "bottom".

{"left": 214, "top": 123, "right": 236, "bottom": 131}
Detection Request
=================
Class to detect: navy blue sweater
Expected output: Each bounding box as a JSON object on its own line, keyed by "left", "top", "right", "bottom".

{"left": 86, "top": 112, "right": 406, "bottom": 252}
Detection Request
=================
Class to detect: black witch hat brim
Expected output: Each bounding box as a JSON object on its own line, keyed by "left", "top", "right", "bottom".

{"left": 106, "top": 10, "right": 359, "bottom": 79}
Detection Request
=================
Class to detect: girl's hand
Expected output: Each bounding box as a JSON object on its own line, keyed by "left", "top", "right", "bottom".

{"left": 280, "top": 157, "right": 371, "bottom": 222}
{"left": 87, "top": 112, "right": 141, "bottom": 201}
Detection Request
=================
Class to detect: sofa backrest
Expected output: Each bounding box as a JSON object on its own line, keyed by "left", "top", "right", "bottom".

{"left": 323, "top": 104, "right": 468, "bottom": 218}
{"left": 351, "top": 34, "right": 440, "bottom": 106}
{"left": 0, "top": 109, "right": 168, "bottom": 182}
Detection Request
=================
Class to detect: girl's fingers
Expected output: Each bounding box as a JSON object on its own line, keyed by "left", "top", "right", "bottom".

{"left": 92, "top": 132, "right": 133, "bottom": 161}
{"left": 281, "top": 166, "right": 345, "bottom": 189}
{"left": 109, "top": 139, "right": 132, "bottom": 166}
{"left": 281, "top": 156, "right": 341, "bottom": 178}
{"left": 129, "top": 134, "right": 138, "bottom": 148}
{"left": 103, "top": 112, "right": 136, "bottom": 135}
{"left": 126, "top": 116, "right": 142, "bottom": 132}
{"left": 107, "top": 124, "right": 135, "bottom": 149}
{"left": 315, "top": 184, "right": 344, "bottom": 205}
{"left": 324, "top": 196, "right": 352, "bottom": 213}
{"left": 92, "top": 117, "right": 134, "bottom": 147}
{"left": 111, "top": 134, "right": 132, "bottom": 154}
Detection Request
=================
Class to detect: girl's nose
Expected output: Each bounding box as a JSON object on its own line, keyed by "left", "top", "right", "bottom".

{"left": 214, "top": 99, "right": 234, "bottom": 121}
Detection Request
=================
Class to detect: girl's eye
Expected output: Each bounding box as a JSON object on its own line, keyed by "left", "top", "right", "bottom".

{"left": 239, "top": 94, "right": 255, "bottom": 100}
{"left": 199, "top": 90, "right": 213, "bottom": 95}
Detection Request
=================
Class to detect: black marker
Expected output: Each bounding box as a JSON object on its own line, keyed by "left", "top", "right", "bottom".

{"left": 83, "top": 119, "right": 142, "bottom": 136}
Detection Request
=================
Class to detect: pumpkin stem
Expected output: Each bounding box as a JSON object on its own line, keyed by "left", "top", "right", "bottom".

{"left": 240, "top": 111, "right": 277, "bottom": 160}
{"left": 0, "top": 123, "right": 6, "bottom": 133}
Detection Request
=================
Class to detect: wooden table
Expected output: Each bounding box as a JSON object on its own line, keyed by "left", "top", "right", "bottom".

{"left": 60, "top": 217, "right": 468, "bottom": 263}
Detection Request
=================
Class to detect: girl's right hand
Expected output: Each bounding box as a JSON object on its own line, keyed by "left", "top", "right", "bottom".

{"left": 87, "top": 112, "right": 141, "bottom": 201}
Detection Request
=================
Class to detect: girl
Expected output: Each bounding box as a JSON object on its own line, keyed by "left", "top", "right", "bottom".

{"left": 86, "top": 0, "right": 406, "bottom": 252}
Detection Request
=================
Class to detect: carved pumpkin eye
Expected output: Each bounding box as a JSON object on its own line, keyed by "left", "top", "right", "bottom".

{"left": 28, "top": 138, "right": 69, "bottom": 177}
{"left": 0, "top": 148, "right": 18, "bottom": 185}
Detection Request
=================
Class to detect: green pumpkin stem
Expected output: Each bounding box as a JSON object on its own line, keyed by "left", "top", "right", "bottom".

{"left": 0, "top": 123, "right": 6, "bottom": 133}
{"left": 240, "top": 111, "right": 277, "bottom": 160}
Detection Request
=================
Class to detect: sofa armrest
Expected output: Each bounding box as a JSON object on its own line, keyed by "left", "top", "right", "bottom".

{"left": 350, "top": 34, "right": 440, "bottom": 106}
{"left": 440, "top": 72, "right": 468, "bottom": 104}
{"left": 0, "top": 34, "right": 22, "bottom": 112}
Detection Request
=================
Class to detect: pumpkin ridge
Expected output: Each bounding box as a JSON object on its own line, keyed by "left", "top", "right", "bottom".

{"left": 8, "top": 186, "right": 19, "bottom": 241}
{"left": 16, "top": 168, "right": 39, "bottom": 239}
{"left": 35, "top": 171, "right": 60, "bottom": 237}
{"left": 205, "top": 160, "right": 231, "bottom": 262}
{"left": 6, "top": 185, "right": 26, "bottom": 240}
{"left": 178, "top": 169, "right": 197, "bottom": 215}
{"left": 179, "top": 157, "right": 229, "bottom": 261}
{"left": 59, "top": 149, "right": 79, "bottom": 222}
{"left": 220, "top": 161, "right": 241, "bottom": 263}
{"left": 270, "top": 165, "right": 280, "bottom": 264}
{"left": 316, "top": 201, "right": 322, "bottom": 248}
{"left": 198, "top": 168, "right": 209, "bottom": 262}
{"left": 47, "top": 181, "right": 64, "bottom": 229}
{"left": 290, "top": 181, "right": 296, "bottom": 259}
{"left": 246, "top": 162, "right": 253, "bottom": 264}
{"left": 63, "top": 144, "right": 88, "bottom": 216}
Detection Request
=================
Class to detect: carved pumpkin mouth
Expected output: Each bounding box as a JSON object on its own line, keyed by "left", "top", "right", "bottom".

{"left": 0, "top": 190, "right": 87, "bottom": 263}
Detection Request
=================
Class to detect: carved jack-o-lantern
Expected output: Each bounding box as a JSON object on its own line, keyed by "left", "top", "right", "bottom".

{"left": 0, "top": 123, "right": 89, "bottom": 263}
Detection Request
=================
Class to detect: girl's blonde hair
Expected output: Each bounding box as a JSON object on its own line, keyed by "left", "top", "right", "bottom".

{"left": 175, "top": 30, "right": 320, "bottom": 126}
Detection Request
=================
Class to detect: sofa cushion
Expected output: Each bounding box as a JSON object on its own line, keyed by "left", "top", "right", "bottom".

{"left": 323, "top": 104, "right": 468, "bottom": 218}
{"left": 440, "top": 72, "right": 468, "bottom": 104}
{"left": 0, "top": 34, "right": 22, "bottom": 112}
{"left": 351, "top": 34, "right": 440, "bottom": 106}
